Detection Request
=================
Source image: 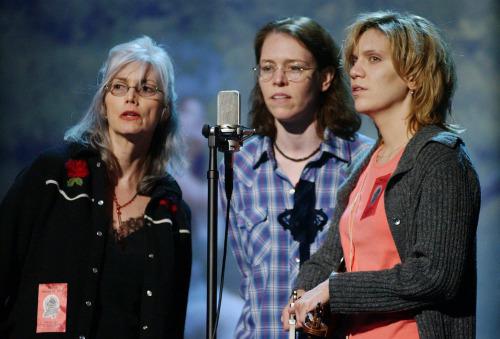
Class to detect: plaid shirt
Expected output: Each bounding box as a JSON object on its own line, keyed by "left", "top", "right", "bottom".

{"left": 220, "top": 129, "right": 373, "bottom": 338}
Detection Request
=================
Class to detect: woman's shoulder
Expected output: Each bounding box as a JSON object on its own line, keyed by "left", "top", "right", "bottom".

{"left": 236, "top": 134, "right": 267, "bottom": 155}
{"left": 18, "top": 142, "right": 84, "bottom": 176}
{"left": 413, "top": 126, "right": 466, "bottom": 161}
{"left": 232, "top": 134, "right": 268, "bottom": 167}
{"left": 409, "top": 126, "right": 478, "bottom": 181}
{"left": 31, "top": 142, "right": 95, "bottom": 165}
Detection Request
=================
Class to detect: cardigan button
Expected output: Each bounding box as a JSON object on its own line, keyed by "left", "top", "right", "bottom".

{"left": 148, "top": 253, "right": 154, "bottom": 259}
{"left": 97, "top": 200, "right": 104, "bottom": 206}
{"left": 96, "top": 231, "right": 103, "bottom": 237}
{"left": 393, "top": 218, "right": 401, "bottom": 226}
{"left": 96, "top": 162, "right": 101, "bottom": 167}
{"left": 146, "top": 290, "right": 153, "bottom": 297}
{"left": 85, "top": 300, "right": 92, "bottom": 307}
{"left": 92, "top": 267, "right": 98, "bottom": 274}
{"left": 79, "top": 336, "right": 86, "bottom": 339}
{"left": 142, "top": 325, "right": 149, "bottom": 331}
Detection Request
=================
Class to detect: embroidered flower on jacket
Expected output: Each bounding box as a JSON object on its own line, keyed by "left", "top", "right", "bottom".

{"left": 65, "top": 159, "right": 89, "bottom": 187}
{"left": 159, "top": 198, "right": 178, "bottom": 214}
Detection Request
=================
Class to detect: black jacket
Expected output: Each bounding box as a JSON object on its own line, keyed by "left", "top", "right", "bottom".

{"left": 0, "top": 143, "right": 192, "bottom": 339}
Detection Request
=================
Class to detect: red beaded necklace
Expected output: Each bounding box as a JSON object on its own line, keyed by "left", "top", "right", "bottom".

{"left": 113, "top": 192, "right": 139, "bottom": 227}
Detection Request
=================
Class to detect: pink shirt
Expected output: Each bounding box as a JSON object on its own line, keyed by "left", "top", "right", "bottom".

{"left": 338, "top": 146, "right": 419, "bottom": 339}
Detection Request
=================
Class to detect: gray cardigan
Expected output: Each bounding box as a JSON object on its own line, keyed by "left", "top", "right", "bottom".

{"left": 295, "top": 125, "right": 481, "bottom": 339}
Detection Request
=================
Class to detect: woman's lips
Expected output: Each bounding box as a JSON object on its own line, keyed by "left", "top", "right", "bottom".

{"left": 120, "top": 111, "right": 141, "bottom": 120}
{"left": 271, "top": 93, "right": 290, "bottom": 99}
{"left": 351, "top": 85, "right": 366, "bottom": 96}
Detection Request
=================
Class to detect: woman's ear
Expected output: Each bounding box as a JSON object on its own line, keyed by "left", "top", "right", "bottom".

{"left": 406, "top": 75, "right": 417, "bottom": 92}
{"left": 320, "top": 68, "right": 335, "bottom": 92}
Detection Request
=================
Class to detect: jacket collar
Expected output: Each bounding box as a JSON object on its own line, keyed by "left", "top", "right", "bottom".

{"left": 67, "top": 142, "right": 100, "bottom": 159}
{"left": 66, "top": 141, "right": 181, "bottom": 199}
{"left": 393, "top": 125, "right": 462, "bottom": 176}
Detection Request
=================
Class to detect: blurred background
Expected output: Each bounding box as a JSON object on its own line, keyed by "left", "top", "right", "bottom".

{"left": 0, "top": 0, "right": 498, "bottom": 338}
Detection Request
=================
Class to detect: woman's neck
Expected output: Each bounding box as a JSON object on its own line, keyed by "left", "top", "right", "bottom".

{"left": 274, "top": 118, "right": 322, "bottom": 154}
{"left": 373, "top": 114, "right": 413, "bottom": 164}
{"left": 110, "top": 136, "right": 148, "bottom": 190}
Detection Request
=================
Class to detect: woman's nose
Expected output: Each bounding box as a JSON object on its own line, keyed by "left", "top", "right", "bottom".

{"left": 349, "top": 61, "right": 363, "bottom": 79}
{"left": 272, "top": 67, "right": 288, "bottom": 85}
{"left": 125, "top": 86, "right": 139, "bottom": 102}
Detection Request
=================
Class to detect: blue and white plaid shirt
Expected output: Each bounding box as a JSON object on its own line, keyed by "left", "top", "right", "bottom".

{"left": 220, "top": 129, "right": 373, "bottom": 338}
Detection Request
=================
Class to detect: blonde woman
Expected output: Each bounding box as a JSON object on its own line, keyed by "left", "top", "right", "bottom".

{"left": 282, "top": 11, "right": 480, "bottom": 339}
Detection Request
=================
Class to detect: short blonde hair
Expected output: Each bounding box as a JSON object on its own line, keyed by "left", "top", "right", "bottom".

{"left": 343, "top": 11, "right": 456, "bottom": 133}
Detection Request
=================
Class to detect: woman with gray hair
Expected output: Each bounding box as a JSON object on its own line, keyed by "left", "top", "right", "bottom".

{"left": 0, "top": 36, "right": 191, "bottom": 339}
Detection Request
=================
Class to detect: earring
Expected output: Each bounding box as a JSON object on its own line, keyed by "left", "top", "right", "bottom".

{"left": 410, "top": 90, "right": 415, "bottom": 96}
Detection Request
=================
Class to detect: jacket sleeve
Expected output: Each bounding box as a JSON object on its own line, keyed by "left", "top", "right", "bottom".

{"left": 294, "top": 141, "right": 374, "bottom": 292}
{"left": 171, "top": 198, "right": 192, "bottom": 339}
{"left": 327, "top": 142, "right": 480, "bottom": 314}
{"left": 0, "top": 159, "right": 47, "bottom": 334}
{"left": 293, "top": 184, "right": 347, "bottom": 291}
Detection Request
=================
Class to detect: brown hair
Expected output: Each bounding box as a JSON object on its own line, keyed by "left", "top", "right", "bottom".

{"left": 249, "top": 16, "right": 361, "bottom": 140}
{"left": 343, "top": 11, "right": 457, "bottom": 133}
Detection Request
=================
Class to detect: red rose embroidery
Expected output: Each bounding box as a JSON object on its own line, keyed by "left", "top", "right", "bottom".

{"left": 65, "top": 160, "right": 89, "bottom": 187}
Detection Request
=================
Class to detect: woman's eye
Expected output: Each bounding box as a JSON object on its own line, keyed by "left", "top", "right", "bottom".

{"left": 113, "top": 83, "right": 126, "bottom": 90}
{"left": 261, "top": 65, "right": 274, "bottom": 72}
{"left": 289, "top": 65, "right": 304, "bottom": 72}
{"left": 142, "top": 85, "right": 155, "bottom": 93}
{"left": 369, "top": 56, "right": 381, "bottom": 62}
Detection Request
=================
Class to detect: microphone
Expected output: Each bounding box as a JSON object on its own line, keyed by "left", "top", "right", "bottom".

{"left": 217, "top": 90, "right": 240, "bottom": 129}
{"left": 217, "top": 90, "right": 242, "bottom": 152}
{"left": 202, "top": 90, "right": 254, "bottom": 153}
{"left": 217, "top": 91, "right": 241, "bottom": 200}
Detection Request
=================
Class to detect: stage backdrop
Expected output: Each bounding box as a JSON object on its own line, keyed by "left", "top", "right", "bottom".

{"left": 1, "top": 0, "right": 498, "bottom": 338}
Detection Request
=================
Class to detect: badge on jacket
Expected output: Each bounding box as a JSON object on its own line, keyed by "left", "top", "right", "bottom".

{"left": 36, "top": 283, "right": 68, "bottom": 333}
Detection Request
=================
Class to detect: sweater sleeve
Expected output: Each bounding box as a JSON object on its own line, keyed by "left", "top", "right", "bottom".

{"left": 327, "top": 142, "right": 480, "bottom": 314}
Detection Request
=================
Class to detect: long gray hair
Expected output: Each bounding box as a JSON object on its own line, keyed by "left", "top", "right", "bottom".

{"left": 65, "top": 36, "right": 184, "bottom": 193}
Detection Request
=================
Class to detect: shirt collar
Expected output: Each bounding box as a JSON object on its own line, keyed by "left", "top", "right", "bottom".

{"left": 252, "top": 128, "right": 353, "bottom": 169}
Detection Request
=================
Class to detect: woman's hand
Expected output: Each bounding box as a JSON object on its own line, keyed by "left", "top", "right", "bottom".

{"left": 281, "top": 289, "right": 305, "bottom": 331}
{"left": 281, "top": 278, "right": 330, "bottom": 331}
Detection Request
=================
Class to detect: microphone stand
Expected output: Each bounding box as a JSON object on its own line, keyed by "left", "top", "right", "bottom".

{"left": 202, "top": 124, "right": 253, "bottom": 339}
{"left": 203, "top": 124, "right": 219, "bottom": 339}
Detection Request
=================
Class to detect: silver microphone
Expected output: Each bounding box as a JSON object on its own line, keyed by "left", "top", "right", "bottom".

{"left": 216, "top": 90, "right": 242, "bottom": 152}
{"left": 217, "top": 90, "right": 240, "bottom": 130}
{"left": 201, "top": 90, "right": 254, "bottom": 152}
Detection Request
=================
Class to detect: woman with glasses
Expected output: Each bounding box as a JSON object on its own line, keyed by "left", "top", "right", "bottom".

{"left": 219, "top": 17, "right": 373, "bottom": 338}
{"left": 0, "top": 36, "right": 191, "bottom": 339}
{"left": 282, "top": 11, "right": 481, "bottom": 339}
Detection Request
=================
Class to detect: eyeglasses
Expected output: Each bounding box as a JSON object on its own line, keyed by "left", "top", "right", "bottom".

{"left": 253, "top": 63, "right": 316, "bottom": 82}
{"left": 105, "top": 80, "right": 163, "bottom": 97}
